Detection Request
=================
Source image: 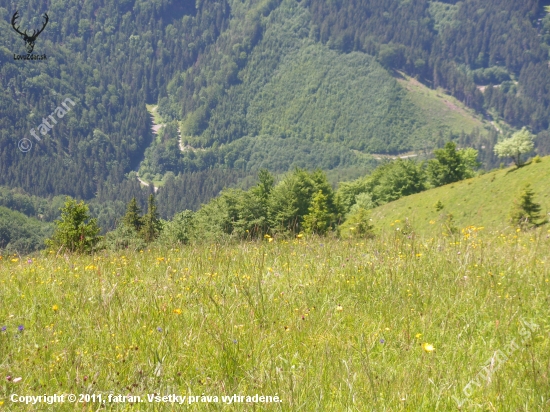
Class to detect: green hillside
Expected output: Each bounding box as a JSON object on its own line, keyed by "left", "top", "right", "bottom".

{"left": 397, "top": 74, "right": 488, "bottom": 138}
{"left": 371, "top": 158, "right": 550, "bottom": 234}
{"left": 148, "top": 0, "right": 504, "bottom": 186}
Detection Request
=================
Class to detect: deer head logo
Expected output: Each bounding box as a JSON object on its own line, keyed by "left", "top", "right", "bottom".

{"left": 11, "top": 11, "right": 49, "bottom": 53}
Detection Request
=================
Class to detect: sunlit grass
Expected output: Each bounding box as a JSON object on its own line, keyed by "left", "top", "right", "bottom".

{"left": 372, "top": 159, "right": 550, "bottom": 235}
{"left": 0, "top": 228, "right": 549, "bottom": 410}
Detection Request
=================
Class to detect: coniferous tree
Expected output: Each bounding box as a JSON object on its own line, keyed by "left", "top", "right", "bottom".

{"left": 510, "top": 184, "right": 546, "bottom": 228}
{"left": 141, "top": 194, "right": 162, "bottom": 243}
{"left": 45, "top": 197, "right": 101, "bottom": 253}
{"left": 122, "top": 197, "right": 143, "bottom": 232}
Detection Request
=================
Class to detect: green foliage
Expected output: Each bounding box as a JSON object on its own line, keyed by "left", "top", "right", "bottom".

{"left": 377, "top": 43, "right": 406, "bottom": 69}
{"left": 494, "top": 128, "right": 535, "bottom": 167}
{"left": 427, "top": 142, "right": 479, "bottom": 187}
{"left": 303, "top": 191, "right": 332, "bottom": 235}
{"left": 0, "top": 0, "right": 230, "bottom": 200}
{"left": 308, "top": 0, "right": 550, "bottom": 131}
{"left": 100, "top": 225, "right": 146, "bottom": 252}
{"left": 0, "top": 187, "right": 66, "bottom": 222}
{"left": 122, "top": 197, "right": 143, "bottom": 233}
{"left": 510, "top": 184, "right": 546, "bottom": 228}
{"left": 339, "top": 207, "right": 375, "bottom": 239}
{"left": 268, "top": 169, "right": 337, "bottom": 233}
{"left": 45, "top": 198, "right": 101, "bottom": 254}
{"left": 471, "top": 66, "right": 511, "bottom": 85}
{"left": 336, "top": 159, "right": 427, "bottom": 214}
{"left": 0, "top": 206, "right": 52, "bottom": 254}
{"left": 428, "top": 1, "right": 459, "bottom": 32}
{"left": 187, "top": 168, "right": 336, "bottom": 239}
{"left": 158, "top": 210, "right": 196, "bottom": 245}
{"left": 435, "top": 200, "right": 444, "bottom": 212}
{"left": 368, "top": 160, "right": 427, "bottom": 204}
{"left": 141, "top": 195, "right": 163, "bottom": 243}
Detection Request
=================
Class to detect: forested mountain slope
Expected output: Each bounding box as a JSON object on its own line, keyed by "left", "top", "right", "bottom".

{"left": 1, "top": 0, "right": 549, "bottom": 218}
{"left": 0, "top": 0, "right": 229, "bottom": 200}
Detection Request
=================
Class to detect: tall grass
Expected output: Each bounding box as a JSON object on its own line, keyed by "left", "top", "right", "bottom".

{"left": 1, "top": 227, "right": 549, "bottom": 410}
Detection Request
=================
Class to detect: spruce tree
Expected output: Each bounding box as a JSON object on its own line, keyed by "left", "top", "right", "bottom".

{"left": 510, "top": 184, "right": 545, "bottom": 228}
{"left": 122, "top": 197, "right": 143, "bottom": 232}
{"left": 141, "top": 194, "right": 162, "bottom": 243}
{"left": 46, "top": 197, "right": 101, "bottom": 253}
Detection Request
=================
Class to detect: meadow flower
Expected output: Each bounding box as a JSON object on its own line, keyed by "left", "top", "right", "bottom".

{"left": 27, "top": 259, "right": 33, "bottom": 264}
{"left": 52, "top": 305, "right": 59, "bottom": 311}
{"left": 13, "top": 377, "right": 22, "bottom": 383}
{"left": 18, "top": 325, "right": 24, "bottom": 332}
{"left": 336, "top": 305, "right": 343, "bottom": 312}
{"left": 415, "top": 333, "right": 422, "bottom": 339}
{"left": 422, "top": 343, "right": 435, "bottom": 352}
{"left": 157, "top": 327, "right": 163, "bottom": 332}
{"left": 380, "top": 339, "right": 385, "bottom": 344}
{"left": 6, "top": 376, "right": 11, "bottom": 381}
{"left": 1, "top": 326, "right": 6, "bottom": 332}
{"left": 173, "top": 309, "right": 182, "bottom": 315}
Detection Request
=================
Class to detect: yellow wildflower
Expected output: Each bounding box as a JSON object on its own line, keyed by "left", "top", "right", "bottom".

{"left": 422, "top": 343, "right": 435, "bottom": 352}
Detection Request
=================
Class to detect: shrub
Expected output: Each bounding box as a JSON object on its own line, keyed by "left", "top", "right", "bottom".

{"left": 339, "top": 207, "right": 375, "bottom": 239}
{"left": 100, "top": 225, "right": 146, "bottom": 251}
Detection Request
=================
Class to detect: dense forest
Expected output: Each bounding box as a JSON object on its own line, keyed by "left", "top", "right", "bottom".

{"left": 0, "top": 0, "right": 549, "bottom": 230}
{"left": 0, "top": 0, "right": 230, "bottom": 200}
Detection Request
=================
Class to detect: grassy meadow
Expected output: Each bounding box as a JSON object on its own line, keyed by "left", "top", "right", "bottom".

{"left": 372, "top": 159, "right": 550, "bottom": 236}
{"left": 1, "top": 227, "right": 549, "bottom": 410}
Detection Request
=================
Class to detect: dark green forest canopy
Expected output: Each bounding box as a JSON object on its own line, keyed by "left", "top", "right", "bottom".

{"left": 0, "top": 0, "right": 549, "bottom": 224}
{"left": 0, "top": 0, "right": 230, "bottom": 200}
{"left": 306, "top": 0, "right": 550, "bottom": 130}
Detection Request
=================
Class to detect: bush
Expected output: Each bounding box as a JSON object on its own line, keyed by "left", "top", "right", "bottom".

{"left": 100, "top": 225, "right": 146, "bottom": 252}
{"left": 339, "top": 207, "right": 375, "bottom": 239}
{"left": 158, "top": 210, "right": 196, "bottom": 245}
